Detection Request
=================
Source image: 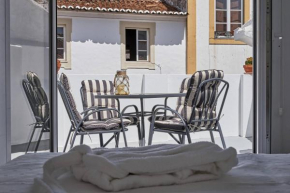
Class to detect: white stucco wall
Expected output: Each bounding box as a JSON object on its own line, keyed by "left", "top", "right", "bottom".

{"left": 61, "top": 17, "right": 187, "bottom": 75}
{"left": 196, "top": 0, "right": 253, "bottom": 74}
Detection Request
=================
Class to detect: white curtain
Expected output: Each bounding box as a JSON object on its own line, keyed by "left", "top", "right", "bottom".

{"left": 234, "top": 19, "right": 253, "bottom": 47}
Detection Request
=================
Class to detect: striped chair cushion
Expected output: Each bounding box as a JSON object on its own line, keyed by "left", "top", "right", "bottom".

{"left": 60, "top": 73, "right": 83, "bottom": 124}
{"left": 176, "top": 77, "right": 191, "bottom": 118}
{"left": 81, "top": 80, "right": 119, "bottom": 121}
{"left": 182, "top": 70, "right": 223, "bottom": 128}
{"left": 153, "top": 119, "right": 215, "bottom": 132}
{"left": 154, "top": 117, "right": 185, "bottom": 131}
{"left": 187, "top": 70, "right": 224, "bottom": 108}
{"left": 123, "top": 116, "right": 139, "bottom": 125}
{"left": 148, "top": 108, "right": 216, "bottom": 132}
{"left": 148, "top": 115, "right": 176, "bottom": 123}
{"left": 83, "top": 118, "right": 131, "bottom": 130}
{"left": 27, "top": 72, "right": 49, "bottom": 121}
{"left": 150, "top": 70, "right": 223, "bottom": 131}
{"left": 60, "top": 74, "right": 131, "bottom": 130}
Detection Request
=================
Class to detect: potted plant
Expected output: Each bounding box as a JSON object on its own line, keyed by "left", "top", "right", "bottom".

{"left": 243, "top": 57, "right": 253, "bottom": 74}
{"left": 57, "top": 59, "right": 61, "bottom": 74}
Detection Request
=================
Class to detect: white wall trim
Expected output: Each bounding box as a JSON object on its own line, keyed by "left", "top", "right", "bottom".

{"left": 57, "top": 18, "right": 72, "bottom": 69}
{"left": 58, "top": 11, "right": 187, "bottom": 22}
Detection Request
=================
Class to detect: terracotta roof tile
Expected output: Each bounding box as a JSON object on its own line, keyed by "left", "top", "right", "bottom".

{"left": 57, "top": 0, "right": 187, "bottom": 15}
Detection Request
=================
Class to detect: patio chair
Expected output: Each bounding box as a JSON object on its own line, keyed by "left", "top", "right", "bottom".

{"left": 148, "top": 70, "right": 229, "bottom": 149}
{"left": 23, "top": 72, "right": 50, "bottom": 153}
{"left": 80, "top": 80, "right": 141, "bottom": 145}
{"left": 58, "top": 73, "right": 130, "bottom": 152}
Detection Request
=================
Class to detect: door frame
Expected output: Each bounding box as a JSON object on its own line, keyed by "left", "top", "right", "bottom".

{"left": 254, "top": 0, "right": 272, "bottom": 154}
{"left": 50, "top": 0, "right": 58, "bottom": 152}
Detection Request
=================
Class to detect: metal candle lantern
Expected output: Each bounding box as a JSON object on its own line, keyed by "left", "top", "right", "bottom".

{"left": 114, "top": 70, "right": 130, "bottom": 95}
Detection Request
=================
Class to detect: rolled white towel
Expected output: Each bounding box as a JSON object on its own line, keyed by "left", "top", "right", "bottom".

{"left": 42, "top": 142, "right": 238, "bottom": 192}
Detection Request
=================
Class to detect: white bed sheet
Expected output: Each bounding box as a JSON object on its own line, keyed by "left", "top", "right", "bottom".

{"left": 1, "top": 153, "right": 290, "bottom": 193}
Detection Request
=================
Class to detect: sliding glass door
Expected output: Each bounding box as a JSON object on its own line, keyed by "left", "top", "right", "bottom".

{"left": 10, "top": 0, "right": 56, "bottom": 158}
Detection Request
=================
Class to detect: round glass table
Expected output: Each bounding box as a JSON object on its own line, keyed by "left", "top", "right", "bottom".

{"left": 95, "top": 93, "right": 186, "bottom": 146}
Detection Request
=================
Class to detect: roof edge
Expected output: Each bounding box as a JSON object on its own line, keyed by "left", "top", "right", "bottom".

{"left": 57, "top": 5, "right": 187, "bottom": 16}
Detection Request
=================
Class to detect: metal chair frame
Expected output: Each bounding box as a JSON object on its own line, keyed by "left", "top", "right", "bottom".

{"left": 58, "top": 81, "right": 128, "bottom": 152}
{"left": 22, "top": 79, "right": 50, "bottom": 153}
{"left": 79, "top": 86, "right": 142, "bottom": 144}
{"left": 148, "top": 78, "right": 229, "bottom": 149}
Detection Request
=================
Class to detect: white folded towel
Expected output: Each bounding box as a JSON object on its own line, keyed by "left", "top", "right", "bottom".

{"left": 42, "top": 142, "right": 238, "bottom": 192}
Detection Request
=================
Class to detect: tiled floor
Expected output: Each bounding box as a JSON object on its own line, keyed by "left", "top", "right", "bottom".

{"left": 122, "top": 136, "right": 253, "bottom": 154}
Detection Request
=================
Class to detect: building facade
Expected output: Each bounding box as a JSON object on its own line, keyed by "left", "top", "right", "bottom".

{"left": 58, "top": 0, "right": 253, "bottom": 75}
{"left": 57, "top": 0, "right": 187, "bottom": 75}
{"left": 188, "top": 0, "right": 253, "bottom": 74}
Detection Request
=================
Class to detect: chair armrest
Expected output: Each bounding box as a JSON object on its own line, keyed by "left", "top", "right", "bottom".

{"left": 121, "top": 105, "right": 139, "bottom": 117}
{"left": 80, "top": 107, "right": 99, "bottom": 115}
{"left": 151, "top": 107, "right": 187, "bottom": 126}
{"left": 151, "top": 104, "right": 170, "bottom": 113}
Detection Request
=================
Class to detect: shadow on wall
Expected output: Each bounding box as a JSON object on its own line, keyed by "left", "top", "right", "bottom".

{"left": 71, "top": 18, "right": 185, "bottom": 46}
{"left": 10, "top": 0, "right": 49, "bottom": 47}
{"left": 155, "top": 21, "right": 185, "bottom": 46}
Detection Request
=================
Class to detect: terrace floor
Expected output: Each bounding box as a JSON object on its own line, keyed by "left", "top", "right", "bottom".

{"left": 12, "top": 135, "right": 252, "bottom": 160}
{"left": 101, "top": 136, "right": 253, "bottom": 154}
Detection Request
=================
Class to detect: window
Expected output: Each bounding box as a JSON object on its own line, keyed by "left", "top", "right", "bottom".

{"left": 57, "top": 18, "right": 72, "bottom": 69}
{"left": 215, "top": 0, "right": 243, "bottom": 38}
{"left": 209, "top": 0, "right": 250, "bottom": 44}
{"left": 120, "top": 21, "right": 156, "bottom": 69}
{"left": 126, "top": 29, "right": 149, "bottom": 62}
{"left": 57, "top": 26, "right": 65, "bottom": 60}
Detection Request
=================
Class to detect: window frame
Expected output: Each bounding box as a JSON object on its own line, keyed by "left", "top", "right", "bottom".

{"left": 57, "top": 18, "right": 72, "bottom": 69}
{"left": 120, "top": 21, "right": 156, "bottom": 70}
{"left": 57, "top": 25, "right": 66, "bottom": 60}
{"left": 136, "top": 29, "right": 149, "bottom": 62}
{"left": 214, "top": 0, "right": 244, "bottom": 38}
{"left": 209, "top": 0, "right": 250, "bottom": 45}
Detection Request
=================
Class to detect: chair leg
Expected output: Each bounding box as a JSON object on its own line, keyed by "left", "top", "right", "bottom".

{"left": 103, "top": 135, "right": 115, "bottom": 148}
{"left": 116, "top": 132, "right": 120, "bottom": 147}
{"left": 80, "top": 135, "right": 84, "bottom": 145}
{"left": 184, "top": 126, "right": 192, "bottom": 144}
{"left": 137, "top": 122, "right": 142, "bottom": 141}
{"left": 181, "top": 135, "right": 185, "bottom": 144}
{"left": 178, "top": 134, "right": 182, "bottom": 143}
{"left": 114, "top": 132, "right": 119, "bottom": 148}
{"left": 26, "top": 124, "right": 37, "bottom": 153}
{"left": 122, "top": 128, "right": 128, "bottom": 147}
{"left": 70, "top": 130, "right": 78, "bottom": 150}
{"left": 148, "top": 121, "right": 154, "bottom": 145}
{"left": 63, "top": 126, "right": 72, "bottom": 152}
{"left": 209, "top": 130, "right": 215, "bottom": 144}
{"left": 99, "top": 134, "right": 104, "bottom": 147}
{"left": 169, "top": 133, "right": 181, "bottom": 144}
{"left": 217, "top": 123, "right": 226, "bottom": 149}
{"left": 34, "top": 126, "right": 44, "bottom": 153}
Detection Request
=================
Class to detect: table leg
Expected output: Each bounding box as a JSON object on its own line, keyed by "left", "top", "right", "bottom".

{"left": 139, "top": 98, "right": 145, "bottom": 146}
{"left": 165, "top": 97, "right": 168, "bottom": 118}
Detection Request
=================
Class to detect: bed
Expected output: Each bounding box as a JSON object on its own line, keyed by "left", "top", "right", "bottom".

{"left": 0, "top": 153, "right": 290, "bottom": 193}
